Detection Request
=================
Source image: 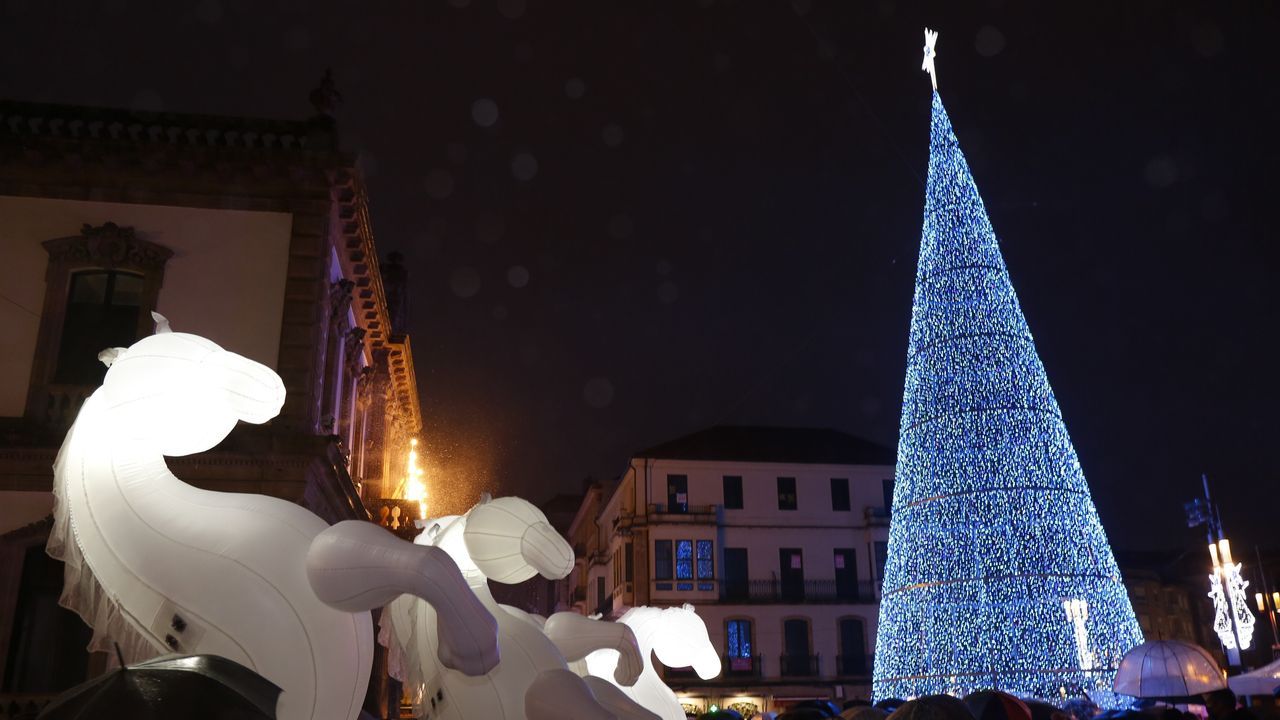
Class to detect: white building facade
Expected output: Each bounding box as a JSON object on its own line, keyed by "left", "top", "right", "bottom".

{"left": 567, "top": 426, "right": 896, "bottom": 717}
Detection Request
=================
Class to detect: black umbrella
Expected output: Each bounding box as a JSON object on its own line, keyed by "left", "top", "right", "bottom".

{"left": 38, "top": 647, "right": 281, "bottom": 720}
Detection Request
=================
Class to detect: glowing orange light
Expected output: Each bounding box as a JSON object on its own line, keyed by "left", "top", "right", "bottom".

{"left": 403, "top": 438, "right": 428, "bottom": 520}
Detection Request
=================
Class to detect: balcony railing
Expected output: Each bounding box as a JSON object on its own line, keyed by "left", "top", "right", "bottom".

{"left": 719, "top": 579, "right": 878, "bottom": 603}
{"left": 648, "top": 503, "right": 718, "bottom": 516}
{"left": 723, "top": 654, "right": 762, "bottom": 677}
{"left": 779, "top": 653, "right": 820, "bottom": 677}
{"left": 835, "top": 654, "right": 873, "bottom": 677}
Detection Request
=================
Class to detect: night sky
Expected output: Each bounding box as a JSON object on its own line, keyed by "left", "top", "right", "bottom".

{"left": 3, "top": 1, "right": 1276, "bottom": 553}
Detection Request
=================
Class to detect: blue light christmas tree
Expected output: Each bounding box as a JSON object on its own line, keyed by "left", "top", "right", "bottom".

{"left": 871, "top": 82, "right": 1144, "bottom": 701}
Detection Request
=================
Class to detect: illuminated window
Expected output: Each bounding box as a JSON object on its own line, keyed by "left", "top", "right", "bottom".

{"left": 727, "top": 619, "right": 753, "bottom": 659}
{"left": 676, "top": 540, "right": 693, "bottom": 580}
{"left": 697, "top": 539, "right": 715, "bottom": 591}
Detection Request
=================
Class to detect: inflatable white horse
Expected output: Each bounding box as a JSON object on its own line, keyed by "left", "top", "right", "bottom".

{"left": 49, "top": 316, "right": 499, "bottom": 720}
{"left": 380, "top": 495, "right": 657, "bottom": 720}
{"left": 580, "top": 605, "right": 721, "bottom": 720}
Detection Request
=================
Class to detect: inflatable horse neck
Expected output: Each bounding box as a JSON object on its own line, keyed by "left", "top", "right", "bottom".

{"left": 426, "top": 516, "right": 501, "bottom": 608}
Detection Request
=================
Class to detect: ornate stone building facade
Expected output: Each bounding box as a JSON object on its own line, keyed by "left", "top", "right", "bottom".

{"left": 0, "top": 93, "right": 421, "bottom": 718}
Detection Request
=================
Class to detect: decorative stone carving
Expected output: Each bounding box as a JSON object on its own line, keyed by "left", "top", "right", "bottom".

{"left": 328, "top": 279, "right": 354, "bottom": 322}
{"left": 42, "top": 223, "right": 173, "bottom": 275}
{"left": 343, "top": 327, "right": 366, "bottom": 371}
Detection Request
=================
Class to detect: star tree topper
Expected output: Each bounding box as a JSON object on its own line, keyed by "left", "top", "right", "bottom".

{"left": 922, "top": 28, "right": 939, "bottom": 90}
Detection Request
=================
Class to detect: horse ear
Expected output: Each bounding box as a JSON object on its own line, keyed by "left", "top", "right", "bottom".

{"left": 425, "top": 522, "right": 442, "bottom": 541}
{"left": 478, "top": 491, "right": 493, "bottom": 504}
{"left": 682, "top": 602, "right": 695, "bottom": 611}
{"left": 151, "top": 311, "right": 172, "bottom": 334}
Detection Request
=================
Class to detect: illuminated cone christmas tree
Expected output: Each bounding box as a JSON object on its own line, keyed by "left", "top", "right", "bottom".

{"left": 873, "top": 42, "right": 1143, "bottom": 703}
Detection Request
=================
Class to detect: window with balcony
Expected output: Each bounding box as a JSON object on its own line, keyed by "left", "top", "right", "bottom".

{"left": 838, "top": 617, "right": 868, "bottom": 676}
{"left": 667, "top": 474, "right": 688, "bottom": 513}
{"left": 777, "top": 477, "right": 797, "bottom": 510}
{"left": 726, "top": 618, "right": 755, "bottom": 674}
{"left": 780, "top": 548, "right": 804, "bottom": 602}
{"left": 834, "top": 548, "right": 859, "bottom": 601}
{"left": 830, "top": 477, "right": 850, "bottom": 511}
{"left": 874, "top": 541, "right": 889, "bottom": 591}
{"left": 723, "top": 548, "right": 748, "bottom": 600}
{"left": 723, "top": 475, "right": 743, "bottom": 509}
{"left": 781, "top": 618, "right": 814, "bottom": 677}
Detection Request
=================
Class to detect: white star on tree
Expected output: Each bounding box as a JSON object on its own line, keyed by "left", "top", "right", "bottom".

{"left": 922, "top": 28, "right": 939, "bottom": 90}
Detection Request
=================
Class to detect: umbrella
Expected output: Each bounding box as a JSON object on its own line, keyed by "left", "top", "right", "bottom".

{"left": 1113, "top": 640, "right": 1225, "bottom": 700}
{"left": 700, "top": 711, "right": 744, "bottom": 720}
{"left": 887, "top": 694, "right": 976, "bottom": 720}
{"left": 964, "top": 691, "right": 1032, "bottom": 720}
{"left": 1227, "top": 656, "right": 1280, "bottom": 696}
{"left": 876, "top": 699, "right": 908, "bottom": 714}
{"left": 38, "top": 648, "right": 281, "bottom": 720}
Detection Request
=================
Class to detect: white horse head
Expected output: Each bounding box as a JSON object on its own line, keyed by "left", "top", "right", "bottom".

{"left": 97, "top": 314, "right": 284, "bottom": 456}
{"left": 622, "top": 604, "right": 720, "bottom": 680}
{"left": 463, "top": 496, "right": 574, "bottom": 583}
{"left": 415, "top": 496, "right": 574, "bottom": 586}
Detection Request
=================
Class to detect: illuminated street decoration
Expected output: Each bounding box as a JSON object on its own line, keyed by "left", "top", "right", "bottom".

{"left": 922, "top": 28, "right": 939, "bottom": 91}
{"left": 1063, "top": 599, "right": 1096, "bottom": 671}
{"left": 381, "top": 495, "right": 656, "bottom": 720}
{"left": 48, "top": 315, "right": 498, "bottom": 720}
{"left": 871, "top": 49, "right": 1144, "bottom": 703}
{"left": 1208, "top": 539, "right": 1255, "bottom": 651}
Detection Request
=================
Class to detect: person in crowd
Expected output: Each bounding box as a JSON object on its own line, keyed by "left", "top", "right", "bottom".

{"left": 1203, "top": 688, "right": 1256, "bottom": 720}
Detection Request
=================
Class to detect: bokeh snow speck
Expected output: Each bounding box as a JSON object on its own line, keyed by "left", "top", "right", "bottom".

{"left": 506, "top": 266, "right": 530, "bottom": 288}
{"left": 564, "top": 78, "right": 586, "bottom": 100}
{"left": 471, "top": 98, "right": 500, "bottom": 128}
{"left": 511, "top": 153, "right": 539, "bottom": 182}
{"left": 450, "top": 267, "right": 481, "bottom": 299}
{"left": 601, "top": 124, "right": 625, "bottom": 147}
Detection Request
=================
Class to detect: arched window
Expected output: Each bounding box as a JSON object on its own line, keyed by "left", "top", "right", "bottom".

{"left": 725, "top": 617, "right": 755, "bottom": 675}
{"left": 27, "top": 223, "right": 170, "bottom": 426}
{"left": 781, "top": 617, "right": 813, "bottom": 677}
{"left": 838, "top": 616, "right": 868, "bottom": 676}
{"left": 53, "top": 270, "right": 146, "bottom": 385}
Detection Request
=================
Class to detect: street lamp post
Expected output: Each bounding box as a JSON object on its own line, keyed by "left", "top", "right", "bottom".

{"left": 1185, "top": 474, "right": 1256, "bottom": 669}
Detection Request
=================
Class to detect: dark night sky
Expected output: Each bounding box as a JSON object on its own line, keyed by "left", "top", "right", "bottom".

{"left": 2, "top": 1, "right": 1276, "bottom": 553}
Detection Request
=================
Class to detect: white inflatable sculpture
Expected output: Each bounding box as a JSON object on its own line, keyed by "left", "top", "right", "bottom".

{"left": 579, "top": 605, "right": 721, "bottom": 720}
{"left": 380, "top": 495, "right": 656, "bottom": 720}
{"left": 48, "top": 316, "right": 499, "bottom": 720}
